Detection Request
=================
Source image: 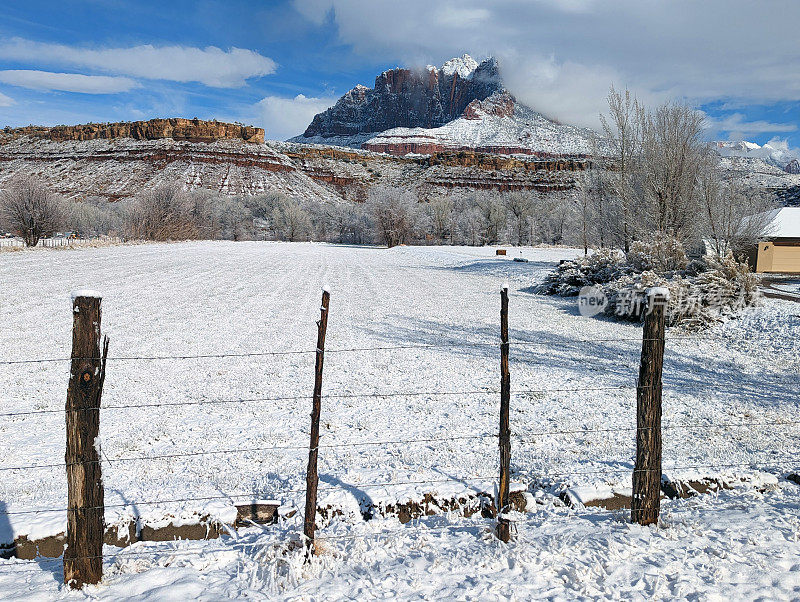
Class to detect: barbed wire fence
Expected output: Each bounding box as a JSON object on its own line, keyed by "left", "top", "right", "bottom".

{"left": 0, "top": 288, "right": 794, "bottom": 587}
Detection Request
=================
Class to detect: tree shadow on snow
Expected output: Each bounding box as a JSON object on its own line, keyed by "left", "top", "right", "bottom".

{"left": 435, "top": 258, "right": 557, "bottom": 281}
{"left": 354, "top": 314, "right": 641, "bottom": 386}
{"left": 354, "top": 312, "right": 800, "bottom": 417}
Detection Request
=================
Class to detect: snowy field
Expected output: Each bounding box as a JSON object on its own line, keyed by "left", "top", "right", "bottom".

{"left": 0, "top": 241, "right": 799, "bottom": 599}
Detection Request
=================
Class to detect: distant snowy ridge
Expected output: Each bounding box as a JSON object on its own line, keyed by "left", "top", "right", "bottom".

{"left": 715, "top": 140, "right": 799, "bottom": 173}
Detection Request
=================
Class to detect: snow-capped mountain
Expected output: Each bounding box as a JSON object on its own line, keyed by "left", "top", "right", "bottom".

{"left": 362, "top": 92, "right": 599, "bottom": 156}
{"left": 291, "top": 54, "right": 503, "bottom": 148}
{"left": 291, "top": 54, "right": 598, "bottom": 157}
{"left": 715, "top": 140, "right": 799, "bottom": 173}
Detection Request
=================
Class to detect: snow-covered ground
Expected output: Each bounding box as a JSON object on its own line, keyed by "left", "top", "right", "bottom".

{"left": 0, "top": 242, "right": 799, "bottom": 599}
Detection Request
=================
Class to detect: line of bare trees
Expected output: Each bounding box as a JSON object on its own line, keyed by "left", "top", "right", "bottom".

{"left": 0, "top": 174, "right": 582, "bottom": 248}
{"left": 587, "top": 86, "right": 776, "bottom": 258}
{"left": 0, "top": 92, "right": 777, "bottom": 253}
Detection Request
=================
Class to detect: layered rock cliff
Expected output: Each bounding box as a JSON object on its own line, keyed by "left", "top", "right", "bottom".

{"left": 0, "top": 136, "right": 587, "bottom": 203}
{"left": 292, "top": 54, "right": 503, "bottom": 147}
{"left": 0, "top": 118, "right": 264, "bottom": 145}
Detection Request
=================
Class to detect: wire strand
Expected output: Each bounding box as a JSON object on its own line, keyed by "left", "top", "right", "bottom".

{"left": 0, "top": 335, "right": 718, "bottom": 366}
{"left": 0, "top": 385, "right": 643, "bottom": 418}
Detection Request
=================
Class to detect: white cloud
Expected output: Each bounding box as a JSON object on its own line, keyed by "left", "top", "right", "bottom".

{"left": 0, "top": 70, "right": 138, "bottom": 94}
{"left": 434, "top": 6, "right": 490, "bottom": 28}
{"left": 256, "top": 94, "right": 337, "bottom": 141}
{"left": 0, "top": 38, "right": 276, "bottom": 88}
{"left": 293, "top": 0, "right": 800, "bottom": 128}
{"left": 0, "top": 91, "right": 13, "bottom": 107}
{"left": 706, "top": 112, "right": 798, "bottom": 139}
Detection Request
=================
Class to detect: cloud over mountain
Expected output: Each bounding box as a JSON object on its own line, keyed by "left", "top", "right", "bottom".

{"left": 293, "top": 0, "right": 800, "bottom": 129}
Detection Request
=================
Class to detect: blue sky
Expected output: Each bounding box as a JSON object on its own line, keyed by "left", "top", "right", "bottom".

{"left": 0, "top": 0, "right": 798, "bottom": 151}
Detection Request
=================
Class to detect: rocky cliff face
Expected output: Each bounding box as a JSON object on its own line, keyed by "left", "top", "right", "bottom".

{"left": 0, "top": 118, "right": 264, "bottom": 145}
{"left": 294, "top": 54, "right": 502, "bottom": 146}
{"left": 362, "top": 92, "right": 600, "bottom": 157}
{"left": 0, "top": 136, "right": 586, "bottom": 203}
{"left": 785, "top": 159, "right": 800, "bottom": 174}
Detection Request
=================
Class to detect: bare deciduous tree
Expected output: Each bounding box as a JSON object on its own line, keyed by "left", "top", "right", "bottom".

{"left": 271, "top": 196, "right": 311, "bottom": 241}
{"left": 699, "top": 169, "right": 776, "bottom": 259}
{"left": 474, "top": 192, "right": 507, "bottom": 244}
{"left": 127, "top": 183, "right": 200, "bottom": 241}
{"left": 504, "top": 192, "right": 535, "bottom": 245}
{"left": 600, "top": 86, "right": 641, "bottom": 251}
{"left": 365, "top": 186, "right": 421, "bottom": 248}
{"left": 637, "top": 102, "right": 707, "bottom": 244}
{"left": 0, "top": 176, "right": 63, "bottom": 246}
{"left": 426, "top": 196, "right": 455, "bottom": 243}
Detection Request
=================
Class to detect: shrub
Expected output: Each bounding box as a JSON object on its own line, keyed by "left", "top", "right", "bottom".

{"left": 625, "top": 234, "right": 689, "bottom": 274}
{"left": 537, "top": 248, "right": 626, "bottom": 296}
{"left": 539, "top": 237, "right": 759, "bottom": 330}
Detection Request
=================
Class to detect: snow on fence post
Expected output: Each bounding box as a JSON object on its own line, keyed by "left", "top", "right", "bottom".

{"left": 631, "top": 287, "right": 668, "bottom": 526}
{"left": 303, "top": 287, "right": 330, "bottom": 556}
{"left": 64, "top": 291, "right": 109, "bottom": 588}
{"left": 496, "top": 282, "right": 512, "bottom": 542}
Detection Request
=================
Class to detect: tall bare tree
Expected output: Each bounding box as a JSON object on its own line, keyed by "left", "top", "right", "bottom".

{"left": 699, "top": 165, "right": 776, "bottom": 258}
{"left": 126, "top": 183, "right": 200, "bottom": 241}
{"left": 271, "top": 196, "right": 311, "bottom": 241}
{"left": 504, "top": 192, "right": 535, "bottom": 245}
{"left": 637, "top": 102, "right": 707, "bottom": 244}
{"left": 426, "top": 196, "right": 455, "bottom": 243}
{"left": 600, "top": 86, "right": 641, "bottom": 251}
{"left": 0, "top": 176, "right": 63, "bottom": 246}
{"left": 366, "top": 186, "right": 421, "bottom": 248}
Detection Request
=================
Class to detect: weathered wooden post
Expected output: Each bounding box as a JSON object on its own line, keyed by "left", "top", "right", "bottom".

{"left": 496, "top": 283, "right": 512, "bottom": 542}
{"left": 631, "top": 287, "right": 668, "bottom": 526}
{"left": 65, "top": 291, "right": 109, "bottom": 588}
{"left": 304, "top": 288, "right": 330, "bottom": 555}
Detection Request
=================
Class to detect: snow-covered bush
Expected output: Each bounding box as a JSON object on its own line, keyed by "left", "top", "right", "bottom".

{"left": 537, "top": 248, "right": 627, "bottom": 296}
{"left": 625, "top": 234, "right": 688, "bottom": 274}
{"left": 539, "top": 237, "right": 760, "bottom": 330}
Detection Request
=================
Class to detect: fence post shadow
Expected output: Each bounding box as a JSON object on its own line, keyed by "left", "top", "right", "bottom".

{"left": 318, "top": 474, "right": 375, "bottom": 521}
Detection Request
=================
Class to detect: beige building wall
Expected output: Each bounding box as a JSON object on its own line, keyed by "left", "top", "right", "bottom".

{"left": 756, "top": 242, "right": 800, "bottom": 273}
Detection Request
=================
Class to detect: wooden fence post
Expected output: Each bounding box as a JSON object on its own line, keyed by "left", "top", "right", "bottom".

{"left": 304, "top": 288, "right": 330, "bottom": 554}
{"left": 631, "top": 287, "right": 668, "bottom": 526}
{"left": 64, "top": 291, "right": 109, "bottom": 588}
{"left": 496, "top": 283, "right": 511, "bottom": 542}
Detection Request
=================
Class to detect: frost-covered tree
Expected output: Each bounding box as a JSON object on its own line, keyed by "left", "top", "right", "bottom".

{"left": 474, "top": 192, "right": 507, "bottom": 244}
{"left": 637, "top": 102, "right": 707, "bottom": 244}
{"left": 504, "top": 192, "right": 535, "bottom": 245}
{"left": 365, "top": 186, "right": 421, "bottom": 248}
{"left": 0, "top": 175, "right": 63, "bottom": 246}
{"left": 698, "top": 170, "right": 776, "bottom": 258}
{"left": 455, "top": 200, "right": 485, "bottom": 246}
{"left": 426, "top": 195, "right": 455, "bottom": 243}
{"left": 214, "top": 196, "right": 254, "bottom": 241}
{"left": 127, "top": 183, "right": 199, "bottom": 241}
{"left": 63, "top": 196, "right": 125, "bottom": 238}
{"left": 271, "top": 196, "right": 311, "bottom": 242}
{"left": 600, "top": 86, "right": 641, "bottom": 251}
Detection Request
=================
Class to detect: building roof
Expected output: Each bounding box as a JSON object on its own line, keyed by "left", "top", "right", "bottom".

{"left": 766, "top": 207, "right": 800, "bottom": 239}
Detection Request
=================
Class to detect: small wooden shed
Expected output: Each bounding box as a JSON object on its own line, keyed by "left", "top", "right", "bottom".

{"left": 756, "top": 208, "right": 800, "bottom": 274}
